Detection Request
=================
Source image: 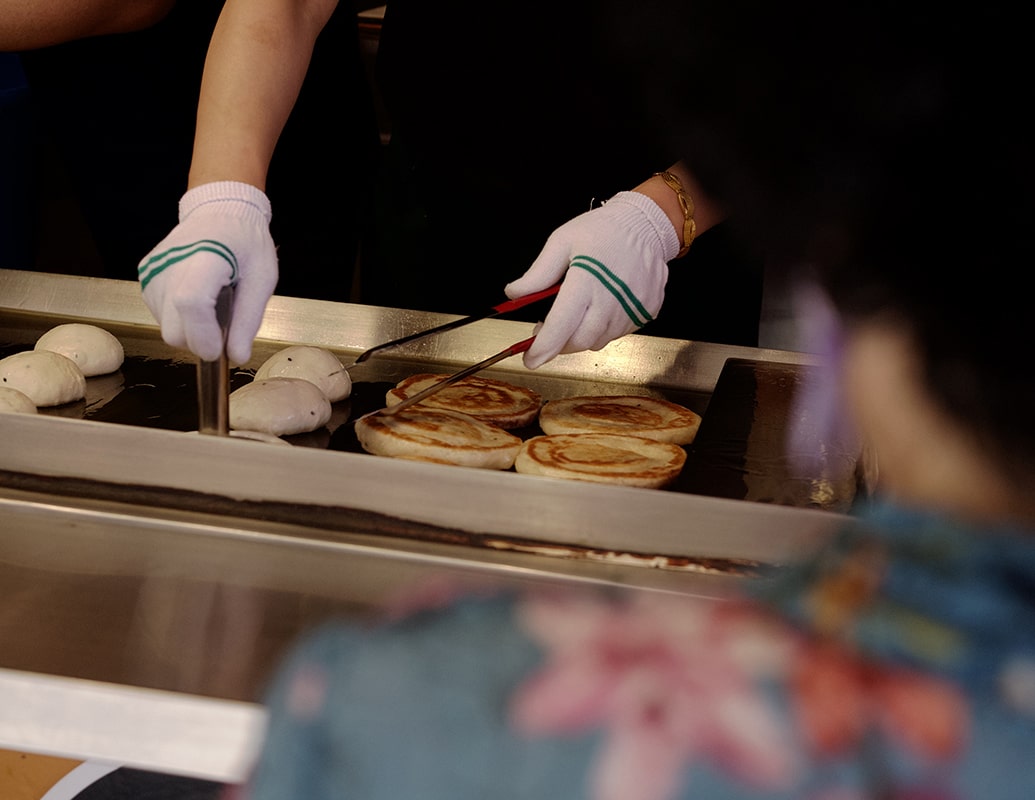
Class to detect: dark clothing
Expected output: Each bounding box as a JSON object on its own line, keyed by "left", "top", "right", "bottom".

{"left": 19, "top": 3, "right": 211, "bottom": 279}
{"left": 265, "top": 1, "right": 381, "bottom": 300}
{"left": 0, "top": 54, "right": 32, "bottom": 270}
{"left": 363, "top": 1, "right": 764, "bottom": 346}
{"left": 17, "top": 0, "right": 380, "bottom": 301}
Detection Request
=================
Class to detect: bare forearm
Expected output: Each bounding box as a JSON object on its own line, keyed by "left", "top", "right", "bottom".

{"left": 0, "top": 0, "right": 173, "bottom": 50}
{"left": 187, "top": 0, "right": 338, "bottom": 190}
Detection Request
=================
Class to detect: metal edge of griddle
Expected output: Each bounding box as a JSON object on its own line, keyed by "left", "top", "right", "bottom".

{"left": 0, "top": 269, "right": 841, "bottom": 568}
{"left": 0, "top": 412, "right": 845, "bottom": 567}
{"left": 0, "top": 484, "right": 754, "bottom": 599}
{"left": 0, "top": 269, "right": 820, "bottom": 393}
{"left": 0, "top": 457, "right": 761, "bottom": 783}
{"left": 0, "top": 666, "right": 266, "bottom": 784}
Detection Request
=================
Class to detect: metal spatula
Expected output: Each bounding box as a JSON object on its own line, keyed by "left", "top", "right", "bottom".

{"left": 350, "top": 285, "right": 558, "bottom": 367}
{"left": 196, "top": 284, "right": 234, "bottom": 436}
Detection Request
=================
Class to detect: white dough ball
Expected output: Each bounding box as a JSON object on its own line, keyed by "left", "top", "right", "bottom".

{"left": 254, "top": 345, "right": 351, "bottom": 401}
{"left": 0, "top": 350, "right": 86, "bottom": 407}
{"left": 230, "top": 377, "right": 332, "bottom": 436}
{"left": 34, "top": 323, "right": 125, "bottom": 376}
{"left": 0, "top": 386, "right": 37, "bottom": 414}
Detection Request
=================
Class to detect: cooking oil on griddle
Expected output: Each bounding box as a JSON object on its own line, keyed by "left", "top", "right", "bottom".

{"left": 2, "top": 327, "right": 857, "bottom": 511}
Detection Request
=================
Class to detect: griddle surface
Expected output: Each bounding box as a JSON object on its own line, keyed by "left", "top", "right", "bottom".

{"left": 1, "top": 312, "right": 854, "bottom": 511}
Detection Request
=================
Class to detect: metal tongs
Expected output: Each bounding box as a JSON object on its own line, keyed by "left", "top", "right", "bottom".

{"left": 375, "top": 335, "right": 536, "bottom": 417}
{"left": 351, "top": 284, "right": 559, "bottom": 366}
{"left": 196, "top": 284, "right": 233, "bottom": 436}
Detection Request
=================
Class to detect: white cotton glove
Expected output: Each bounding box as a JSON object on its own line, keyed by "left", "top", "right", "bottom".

{"left": 138, "top": 181, "right": 277, "bottom": 365}
{"left": 504, "top": 191, "right": 680, "bottom": 369}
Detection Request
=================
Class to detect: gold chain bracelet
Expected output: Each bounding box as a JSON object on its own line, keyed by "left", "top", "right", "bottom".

{"left": 653, "top": 171, "right": 697, "bottom": 258}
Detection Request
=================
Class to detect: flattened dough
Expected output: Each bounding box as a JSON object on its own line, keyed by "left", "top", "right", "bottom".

{"left": 386, "top": 373, "right": 542, "bottom": 428}
{"left": 35, "top": 323, "right": 124, "bottom": 377}
{"left": 355, "top": 407, "right": 522, "bottom": 469}
{"left": 0, "top": 350, "right": 87, "bottom": 407}
{"left": 539, "top": 395, "right": 702, "bottom": 445}
{"left": 514, "top": 432, "right": 687, "bottom": 488}
{"left": 230, "top": 377, "right": 332, "bottom": 436}
{"left": 0, "top": 386, "right": 37, "bottom": 414}
{"left": 254, "top": 345, "right": 351, "bottom": 402}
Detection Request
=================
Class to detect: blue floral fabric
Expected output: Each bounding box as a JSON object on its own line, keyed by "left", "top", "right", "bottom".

{"left": 239, "top": 501, "right": 1035, "bottom": 800}
{"left": 752, "top": 502, "right": 1035, "bottom": 689}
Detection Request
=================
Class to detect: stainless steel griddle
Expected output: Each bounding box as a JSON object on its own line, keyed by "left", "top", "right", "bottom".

{"left": 0, "top": 269, "right": 858, "bottom": 781}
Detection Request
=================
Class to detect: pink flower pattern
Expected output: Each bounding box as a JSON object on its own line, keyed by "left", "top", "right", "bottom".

{"left": 508, "top": 590, "right": 801, "bottom": 800}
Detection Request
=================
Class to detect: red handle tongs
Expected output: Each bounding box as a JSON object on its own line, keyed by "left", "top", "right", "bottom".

{"left": 350, "top": 285, "right": 558, "bottom": 366}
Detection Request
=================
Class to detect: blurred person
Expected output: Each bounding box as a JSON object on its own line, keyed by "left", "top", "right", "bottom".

{"left": 229, "top": 1, "right": 1035, "bottom": 798}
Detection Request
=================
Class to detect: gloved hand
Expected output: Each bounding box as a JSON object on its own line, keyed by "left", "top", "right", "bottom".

{"left": 138, "top": 181, "right": 277, "bottom": 365}
{"left": 504, "top": 191, "right": 680, "bottom": 369}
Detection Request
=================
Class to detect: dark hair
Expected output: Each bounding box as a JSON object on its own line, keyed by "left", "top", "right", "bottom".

{"left": 605, "top": 0, "right": 1035, "bottom": 483}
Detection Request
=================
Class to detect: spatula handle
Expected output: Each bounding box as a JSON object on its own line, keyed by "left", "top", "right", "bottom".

{"left": 490, "top": 284, "right": 560, "bottom": 315}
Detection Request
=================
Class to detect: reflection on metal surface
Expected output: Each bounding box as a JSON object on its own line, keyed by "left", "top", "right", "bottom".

{"left": 0, "top": 482, "right": 760, "bottom": 785}
{"left": 0, "top": 488, "right": 758, "bottom": 695}
{"left": 481, "top": 537, "right": 761, "bottom": 576}
{"left": 683, "top": 358, "right": 860, "bottom": 512}
{"left": 0, "top": 268, "right": 818, "bottom": 391}
{"left": 0, "top": 668, "right": 264, "bottom": 783}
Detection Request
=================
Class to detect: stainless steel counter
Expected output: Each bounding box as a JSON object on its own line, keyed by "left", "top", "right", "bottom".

{"left": 0, "top": 269, "right": 854, "bottom": 781}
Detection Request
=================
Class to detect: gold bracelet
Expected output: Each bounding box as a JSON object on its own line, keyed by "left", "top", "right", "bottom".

{"left": 653, "top": 171, "right": 697, "bottom": 258}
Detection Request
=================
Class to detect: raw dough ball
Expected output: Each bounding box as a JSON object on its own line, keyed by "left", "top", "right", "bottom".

{"left": 0, "top": 386, "right": 37, "bottom": 414}
{"left": 0, "top": 350, "right": 86, "bottom": 407}
{"left": 254, "top": 345, "right": 351, "bottom": 401}
{"left": 35, "top": 323, "right": 125, "bottom": 377}
{"left": 229, "top": 377, "right": 332, "bottom": 436}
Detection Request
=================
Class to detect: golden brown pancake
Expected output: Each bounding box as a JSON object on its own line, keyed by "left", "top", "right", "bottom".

{"left": 514, "top": 432, "right": 688, "bottom": 488}
{"left": 538, "top": 395, "right": 702, "bottom": 445}
{"left": 385, "top": 373, "right": 543, "bottom": 429}
{"left": 355, "top": 407, "right": 523, "bottom": 469}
